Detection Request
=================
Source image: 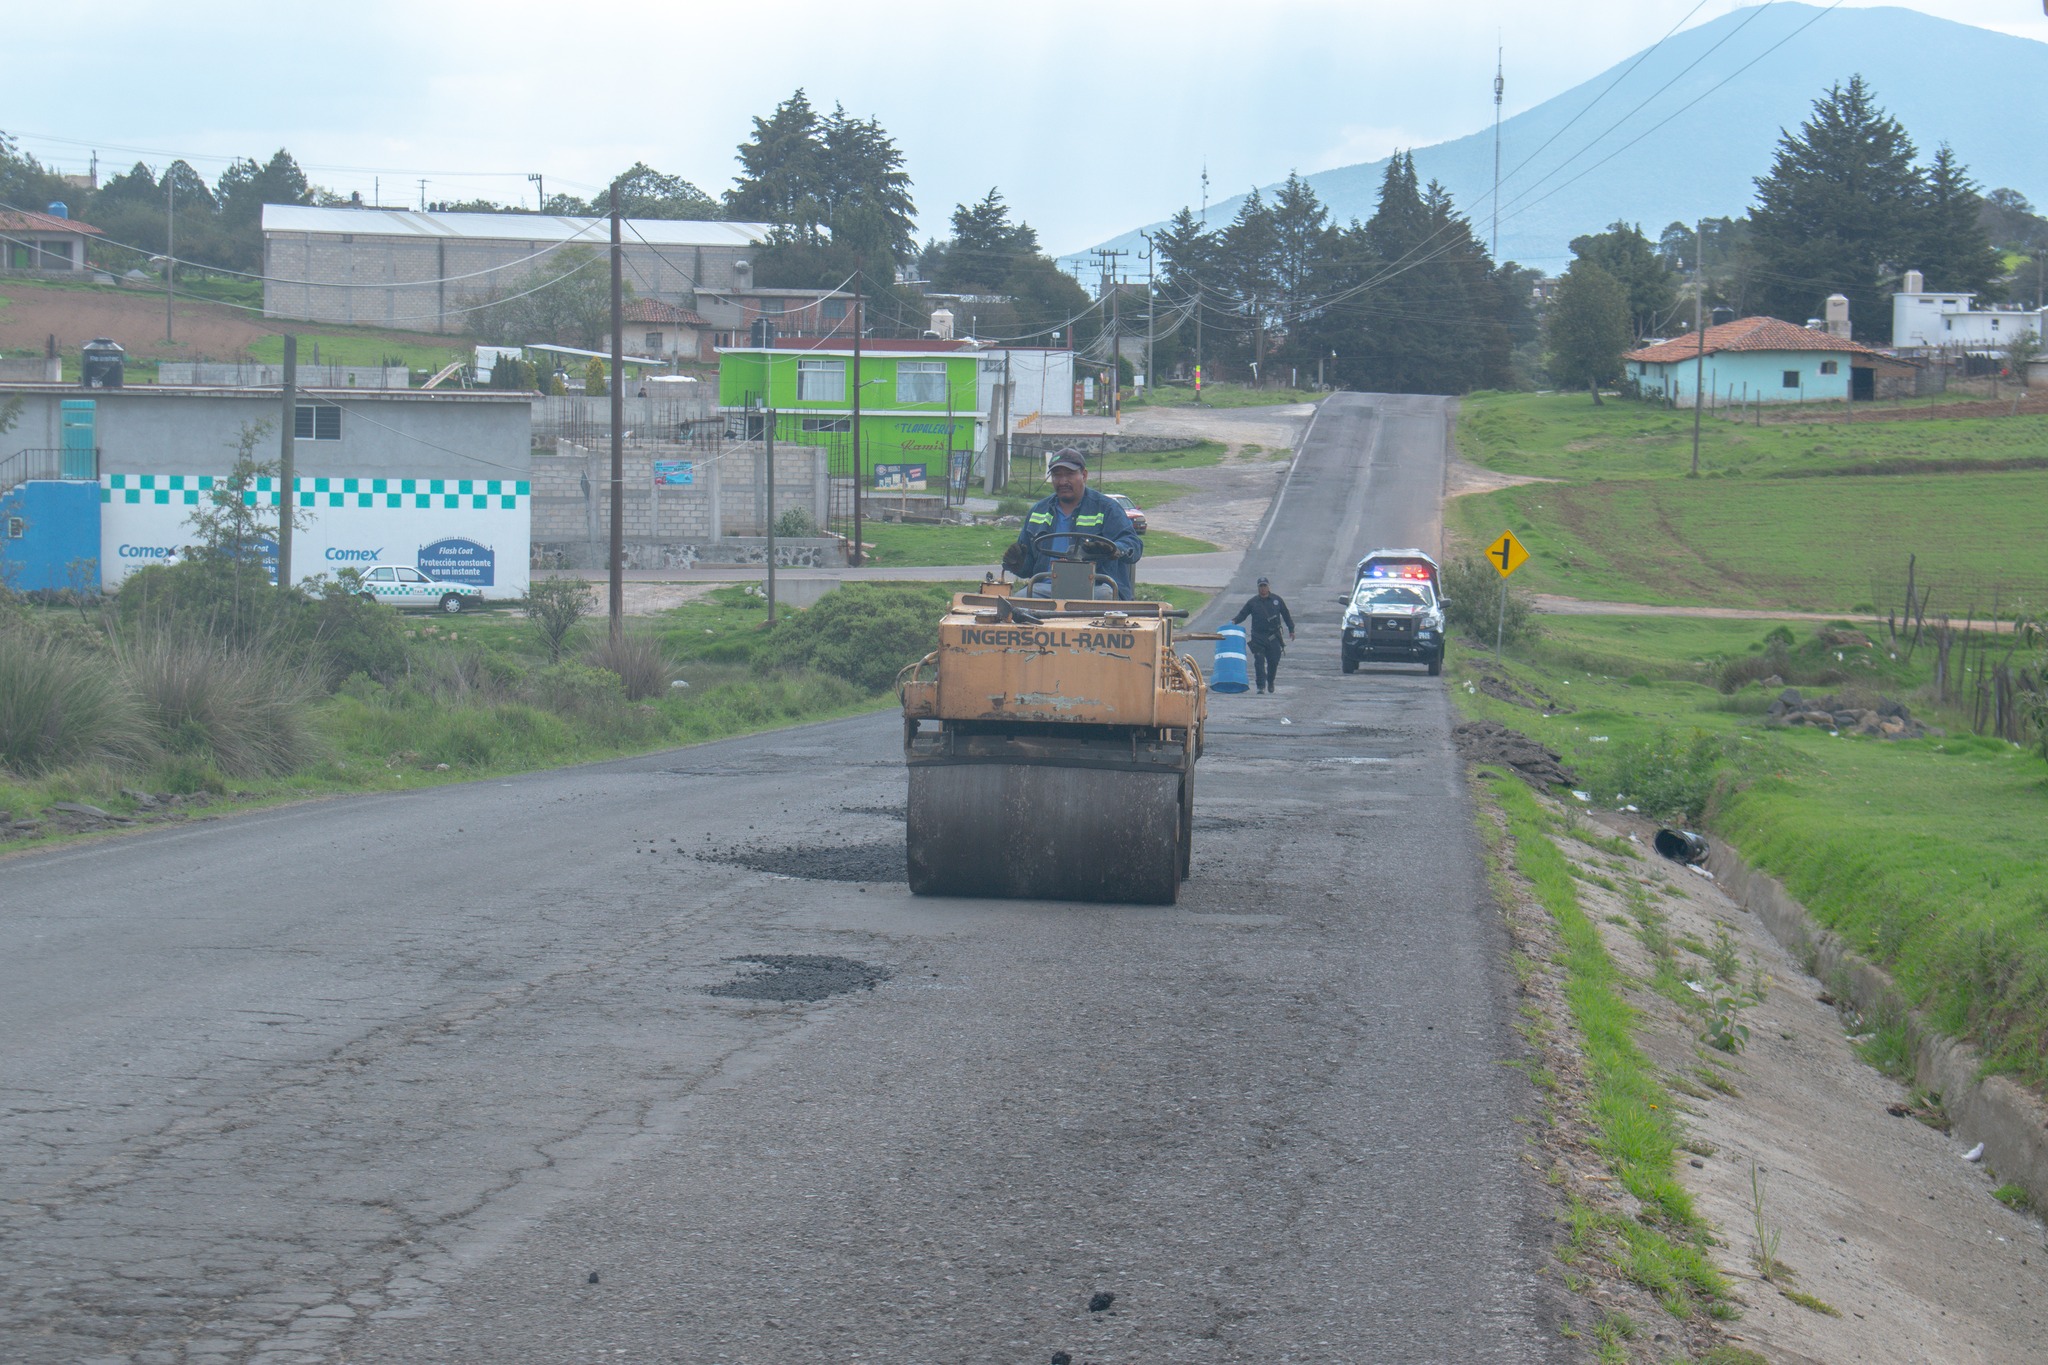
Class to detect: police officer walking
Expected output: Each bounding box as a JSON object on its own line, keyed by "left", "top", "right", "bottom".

{"left": 1232, "top": 576, "right": 1295, "bottom": 694}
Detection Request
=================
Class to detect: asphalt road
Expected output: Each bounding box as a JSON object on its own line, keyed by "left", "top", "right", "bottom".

{"left": 2, "top": 393, "right": 1569, "bottom": 1364}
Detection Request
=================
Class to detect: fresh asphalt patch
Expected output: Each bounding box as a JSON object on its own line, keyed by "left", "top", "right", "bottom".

{"left": 707, "top": 955, "right": 893, "bottom": 1002}
{"left": 697, "top": 837, "right": 905, "bottom": 884}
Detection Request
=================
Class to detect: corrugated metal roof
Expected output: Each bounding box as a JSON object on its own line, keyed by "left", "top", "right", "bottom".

{"left": 261, "top": 204, "right": 772, "bottom": 247}
{"left": 1626, "top": 316, "right": 1885, "bottom": 364}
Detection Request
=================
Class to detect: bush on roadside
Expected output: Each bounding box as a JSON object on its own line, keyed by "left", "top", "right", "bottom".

{"left": 117, "top": 633, "right": 324, "bottom": 778}
{"left": 767, "top": 583, "right": 951, "bottom": 693}
{"left": 1442, "top": 555, "right": 1539, "bottom": 648}
{"left": 0, "top": 629, "right": 153, "bottom": 774}
{"left": 773, "top": 506, "right": 818, "bottom": 538}
{"left": 587, "top": 630, "right": 675, "bottom": 701}
{"left": 525, "top": 577, "right": 592, "bottom": 664}
{"left": 1589, "top": 728, "right": 1733, "bottom": 823}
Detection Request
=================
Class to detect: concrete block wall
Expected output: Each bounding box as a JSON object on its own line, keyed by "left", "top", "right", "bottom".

{"left": 534, "top": 441, "right": 829, "bottom": 556}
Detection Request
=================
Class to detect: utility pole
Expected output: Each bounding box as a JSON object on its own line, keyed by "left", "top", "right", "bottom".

{"left": 765, "top": 403, "right": 777, "bottom": 625}
{"left": 851, "top": 276, "right": 864, "bottom": 566}
{"left": 164, "top": 171, "right": 175, "bottom": 344}
{"left": 1142, "top": 234, "right": 1155, "bottom": 405}
{"left": 1491, "top": 45, "right": 1505, "bottom": 261}
{"left": 528, "top": 173, "right": 545, "bottom": 212}
{"left": 279, "top": 335, "right": 296, "bottom": 590}
{"left": 1690, "top": 220, "right": 1706, "bottom": 478}
{"left": 418, "top": 179, "right": 428, "bottom": 212}
{"left": 1090, "top": 247, "right": 1129, "bottom": 419}
{"left": 1194, "top": 283, "right": 1204, "bottom": 405}
{"left": 608, "top": 183, "right": 624, "bottom": 645}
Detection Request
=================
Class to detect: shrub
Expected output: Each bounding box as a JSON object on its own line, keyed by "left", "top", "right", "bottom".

{"left": 773, "top": 506, "right": 818, "bottom": 538}
{"left": 587, "top": 630, "right": 675, "bottom": 701}
{"left": 525, "top": 576, "right": 592, "bottom": 663}
{"left": 1441, "top": 555, "right": 1539, "bottom": 648}
{"left": 1591, "top": 728, "right": 1732, "bottom": 823}
{"left": 303, "top": 581, "right": 409, "bottom": 682}
{"left": 768, "top": 582, "right": 949, "bottom": 692}
{"left": 0, "top": 630, "right": 153, "bottom": 773}
{"left": 523, "top": 660, "right": 625, "bottom": 716}
{"left": 117, "top": 633, "right": 324, "bottom": 777}
{"left": 584, "top": 358, "right": 607, "bottom": 397}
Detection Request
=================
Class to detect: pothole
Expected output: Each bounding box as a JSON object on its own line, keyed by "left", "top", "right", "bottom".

{"left": 708, "top": 955, "right": 892, "bottom": 1002}
{"left": 698, "top": 838, "right": 904, "bottom": 883}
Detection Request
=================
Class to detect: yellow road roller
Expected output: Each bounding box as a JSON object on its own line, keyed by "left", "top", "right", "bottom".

{"left": 897, "top": 547, "right": 1209, "bottom": 904}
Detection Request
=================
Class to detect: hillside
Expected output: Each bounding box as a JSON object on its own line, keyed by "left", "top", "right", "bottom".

{"left": 1069, "top": 4, "right": 2048, "bottom": 274}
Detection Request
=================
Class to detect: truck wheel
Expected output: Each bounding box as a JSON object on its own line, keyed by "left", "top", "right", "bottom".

{"left": 1341, "top": 653, "right": 1358, "bottom": 675}
{"left": 1427, "top": 648, "right": 1443, "bottom": 677}
{"left": 439, "top": 594, "right": 466, "bottom": 614}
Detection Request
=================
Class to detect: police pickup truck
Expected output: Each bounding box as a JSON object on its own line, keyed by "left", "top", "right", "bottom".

{"left": 1341, "top": 549, "right": 1446, "bottom": 676}
{"left": 356, "top": 564, "right": 484, "bottom": 613}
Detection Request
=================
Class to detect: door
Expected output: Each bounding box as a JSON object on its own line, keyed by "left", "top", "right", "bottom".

{"left": 60, "top": 400, "right": 95, "bottom": 480}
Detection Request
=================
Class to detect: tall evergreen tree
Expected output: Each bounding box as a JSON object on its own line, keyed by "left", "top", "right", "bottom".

{"left": 1915, "top": 144, "right": 2001, "bottom": 298}
{"left": 725, "top": 90, "right": 826, "bottom": 237}
{"left": 1747, "top": 76, "right": 1933, "bottom": 339}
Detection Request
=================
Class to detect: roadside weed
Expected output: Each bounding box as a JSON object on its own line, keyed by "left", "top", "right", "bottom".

{"left": 1749, "top": 1163, "right": 1786, "bottom": 1283}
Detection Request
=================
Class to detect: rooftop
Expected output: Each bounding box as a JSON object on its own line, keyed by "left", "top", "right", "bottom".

{"left": 625, "top": 299, "right": 710, "bottom": 326}
{"left": 1625, "top": 316, "right": 1887, "bottom": 365}
{"left": 0, "top": 210, "right": 104, "bottom": 236}
{"left": 260, "top": 204, "right": 773, "bottom": 248}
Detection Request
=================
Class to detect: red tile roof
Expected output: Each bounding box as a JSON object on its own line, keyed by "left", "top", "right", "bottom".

{"left": 1625, "top": 316, "right": 1885, "bottom": 365}
{"left": 0, "top": 210, "right": 104, "bottom": 236}
{"left": 624, "top": 298, "right": 709, "bottom": 325}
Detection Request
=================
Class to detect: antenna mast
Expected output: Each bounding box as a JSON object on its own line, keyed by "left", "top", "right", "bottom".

{"left": 1200, "top": 163, "right": 1210, "bottom": 226}
{"left": 1491, "top": 44, "right": 1504, "bottom": 261}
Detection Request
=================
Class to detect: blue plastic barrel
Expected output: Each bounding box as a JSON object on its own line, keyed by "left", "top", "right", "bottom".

{"left": 1211, "top": 623, "right": 1251, "bottom": 693}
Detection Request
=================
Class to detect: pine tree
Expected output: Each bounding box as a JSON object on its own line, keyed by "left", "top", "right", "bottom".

{"left": 1747, "top": 76, "right": 1928, "bottom": 339}
{"left": 1915, "top": 144, "right": 2001, "bottom": 299}
{"left": 725, "top": 90, "right": 826, "bottom": 238}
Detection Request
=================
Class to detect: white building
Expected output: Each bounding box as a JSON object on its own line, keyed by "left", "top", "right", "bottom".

{"left": 1891, "top": 269, "right": 2046, "bottom": 354}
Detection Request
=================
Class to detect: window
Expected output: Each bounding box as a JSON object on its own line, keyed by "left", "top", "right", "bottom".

{"left": 1782, "top": 370, "right": 1800, "bottom": 388}
{"left": 397, "top": 567, "right": 427, "bottom": 583}
{"left": 5, "top": 516, "right": 22, "bottom": 539}
{"left": 1819, "top": 360, "right": 1839, "bottom": 375}
{"left": 801, "top": 417, "right": 851, "bottom": 433}
{"left": 367, "top": 567, "right": 395, "bottom": 582}
{"left": 822, "top": 297, "right": 847, "bottom": 321}
{"left": 644, "top": 331, "right": 664, "bottom": 351}
{"left": 796, "top": 357, "right": 845, "bottom": 401}
{"left": 293, "top": 404, "right": 342, "bottom": 440}
{"left": 898, "top": 360, "right": 947, "bottom": 404}
{"left": 759, "top": 297, "right": 786, "bottom": 316}
{"left": 1992, "top": 318, "right": 2001, "bottom": 329}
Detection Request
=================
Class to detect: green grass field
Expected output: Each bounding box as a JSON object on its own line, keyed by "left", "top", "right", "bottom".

{"left": 1458, "top": 389, "right": 2048, "bottom": 482}
{"left": 1447, "top": 612, "right": 2048, "bottom": 1087}
{"left": 245, "top": 332, "right": 468, "bottom": 373}
{"left": 1449, "top": 470, "right": 2048, "bottom": 612}
{"left": 1131, "top": 383, "right": 1322, "bottom": 410}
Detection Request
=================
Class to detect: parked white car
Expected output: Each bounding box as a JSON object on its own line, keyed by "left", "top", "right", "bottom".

{"left": 357, "top": 565, "right": 483, "bottom": 613}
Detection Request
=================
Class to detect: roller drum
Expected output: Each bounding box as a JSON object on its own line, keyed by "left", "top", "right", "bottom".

{"left": 907, "top": 763, "right": 1183, "bottom": 904}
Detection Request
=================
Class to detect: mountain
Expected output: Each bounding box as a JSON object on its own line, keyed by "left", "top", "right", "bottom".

{"left": 1064, "top": 4, "right": 2048, "bottom": 275}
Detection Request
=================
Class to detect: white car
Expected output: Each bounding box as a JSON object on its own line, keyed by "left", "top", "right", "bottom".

{"left": 357, "top": 565, "right": 483, "bottom": 613}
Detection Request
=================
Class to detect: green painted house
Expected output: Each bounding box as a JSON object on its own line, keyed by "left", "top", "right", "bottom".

{"left": 717, "top": 347, "right": 984, "bottom": 489}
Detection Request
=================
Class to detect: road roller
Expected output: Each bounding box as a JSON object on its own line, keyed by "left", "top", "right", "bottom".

{"left": 897, "top": 541, "right": 1209, "bottom": 904}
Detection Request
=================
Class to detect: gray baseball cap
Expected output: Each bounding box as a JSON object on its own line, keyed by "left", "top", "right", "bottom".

{"left": 1047, "top": 447, "right": 1088, "bottom": 472}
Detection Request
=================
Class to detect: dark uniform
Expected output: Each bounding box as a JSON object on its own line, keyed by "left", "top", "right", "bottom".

{"left": 1232, "top": 590, "right": 1295, "bottom": 693}
{"left": 1010, "top": 487, "right": 1142, "bottom": 599}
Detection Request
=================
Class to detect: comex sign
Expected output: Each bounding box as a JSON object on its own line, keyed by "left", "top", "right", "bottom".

{"left": 326, "top": 546, "right": 383, "bottom": 563}
{"left": 118, "top": 543, "right": 179, "bottom": 560}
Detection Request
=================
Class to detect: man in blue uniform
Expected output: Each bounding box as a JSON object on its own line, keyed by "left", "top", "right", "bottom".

{"left": 1000, "top": 447, "right": 1142, "bottom": 599}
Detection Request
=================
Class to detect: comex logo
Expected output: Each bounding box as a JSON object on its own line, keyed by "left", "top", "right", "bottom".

{"left": 325, "top": 547, "right": 383, "bottom": 562}
{"left": 117, "top": 544, "right": 178, "bottom": 559}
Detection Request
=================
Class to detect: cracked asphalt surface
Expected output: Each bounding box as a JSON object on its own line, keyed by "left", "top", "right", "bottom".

{"left": 1, "top": 393, "right": 1569, "bottom": 1363}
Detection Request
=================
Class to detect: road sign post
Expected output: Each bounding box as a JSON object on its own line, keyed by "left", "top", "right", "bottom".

{"left": 1484, "top": 530, "right": 1529, "bottom": 661}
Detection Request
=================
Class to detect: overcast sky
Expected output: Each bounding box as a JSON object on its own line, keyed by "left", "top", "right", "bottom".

{"left": 5, "top": 1, "right": 2044, "bottom": 255}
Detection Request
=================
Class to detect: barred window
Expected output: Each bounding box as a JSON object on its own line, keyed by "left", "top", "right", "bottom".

{"left": 294, "top": 405, "right": 342, "bottom": 440}
{"left": 801, "top": 417, "right": 851, "bottom": 433}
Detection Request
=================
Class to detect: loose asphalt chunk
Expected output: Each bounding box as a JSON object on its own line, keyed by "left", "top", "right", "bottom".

{"left": 707, "top": 955, "right": 892, "bottom": 1003}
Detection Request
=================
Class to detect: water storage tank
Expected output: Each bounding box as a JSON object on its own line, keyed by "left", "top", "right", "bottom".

{"left": 46, "top": 201, "right": 68, "bottom": 219}
{"left": 749, "top": 318, "right": 780, "bottom": 348}
{"left": 81, "top": 338, "right": 126, "bottom": 389}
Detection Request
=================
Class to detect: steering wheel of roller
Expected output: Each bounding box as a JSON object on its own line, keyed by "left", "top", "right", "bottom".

{"left": 1030, "top": 530, "right": 1123, "bottom": 562}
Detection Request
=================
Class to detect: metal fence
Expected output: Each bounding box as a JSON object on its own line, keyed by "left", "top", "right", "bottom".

{"left": 531, "top": 394, "right": 716, "bottom": 449}
{"left": 1, "top": 446, "right": 97, "bottom": 495}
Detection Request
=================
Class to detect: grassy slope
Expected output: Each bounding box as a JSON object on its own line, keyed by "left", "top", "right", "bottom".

{"left": 1449, "top": 613, "right": 2048, "bottom": 1087}
{"left": 1451, "top": 392, "right": 2048, "bottom": 611}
